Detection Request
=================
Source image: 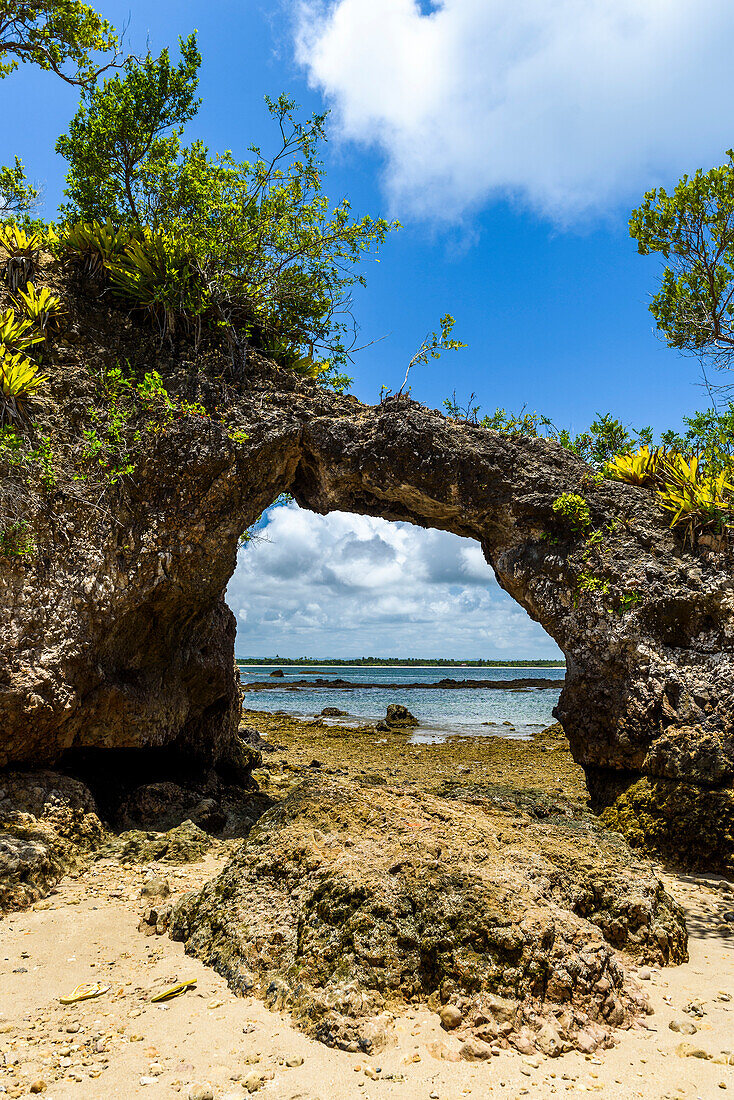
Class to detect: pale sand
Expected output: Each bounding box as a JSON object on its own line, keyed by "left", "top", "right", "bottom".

{"left": 0, "top": 857, "right": 732, "bottom": 1100}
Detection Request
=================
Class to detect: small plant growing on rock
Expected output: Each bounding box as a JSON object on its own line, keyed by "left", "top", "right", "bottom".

{"left": 0, "top": 348, "right": 46, "bottom": 426}
{"left": 398, "top": 314, "right": 466, "bottom": 395}
{"left": 552, "top": 492, "right": 591, "bottom": 533}
{"left": 604, "top": 444, "right": 662, "bottom": 487}
{"left": 0, "top": 519, "right": 34, "bottom": 558}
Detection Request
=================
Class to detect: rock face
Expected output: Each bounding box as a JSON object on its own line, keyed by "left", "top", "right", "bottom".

{"left": 171, "top": 777, "right": 686, "bottom": 1053}
{"left": 1, "top": 264, "right": 733, "bottom": 863}
{"left": 0, "top": 772, "right": 105, "bottom": 912}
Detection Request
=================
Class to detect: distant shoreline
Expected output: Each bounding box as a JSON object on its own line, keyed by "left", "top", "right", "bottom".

{"left": 236, "top": 659, "right": 565, "bottom": 668}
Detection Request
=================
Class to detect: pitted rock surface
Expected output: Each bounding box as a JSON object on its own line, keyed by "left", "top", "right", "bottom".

{"left": 170, "top": 777, "right": 686, "bottom": 1053}
{"left": 0, "top": 771, "right": 105, "bottom": 912}
{"left": 1, "top": 259, "right": 733, "bottom": 862}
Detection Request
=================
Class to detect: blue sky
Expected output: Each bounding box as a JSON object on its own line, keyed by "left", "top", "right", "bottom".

{"left": 8, "top": 0, "right": 734, "bottom": 657}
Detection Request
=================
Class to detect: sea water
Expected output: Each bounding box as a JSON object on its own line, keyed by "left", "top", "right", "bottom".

{"left": 239, "top": 665, "right": 565, "bottom": 742}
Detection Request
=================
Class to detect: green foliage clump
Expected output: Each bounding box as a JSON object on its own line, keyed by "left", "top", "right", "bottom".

{"left": 472, "top": 406, "right": 653, "bottom": 469}
{"left": 552, "top": 492, "right": 592, "bottom": 534}
{"left": 0, "top": 1, "right": 118, "bottom": 87}
{"left": 630, "top": 152, "right": 734, "bottom": 376}
{"left": 576, "top": 570, "right": 610, "bottom": 597}
{"left": 0, "top": 156, "right": 40, "bottom": 219}
{"left": 55, "top": 35, "right": 398, "bottom": 388}
{"left": 0, "top": 519, "right": 34, "bottom": 558}
{"left": 78, "top": 363, "right": 209, "bottom": 485}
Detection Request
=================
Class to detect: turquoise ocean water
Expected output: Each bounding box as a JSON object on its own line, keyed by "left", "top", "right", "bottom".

{"left": 239, "top": 665, "right": 565, "bottom": 742}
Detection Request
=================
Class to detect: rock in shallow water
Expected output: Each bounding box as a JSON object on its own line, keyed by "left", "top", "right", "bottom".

{"left": 385, "top": 704, "right": 418, "bottom": 726}
{"left": 170, "top": 776, "right": 687, "bottom": 1055}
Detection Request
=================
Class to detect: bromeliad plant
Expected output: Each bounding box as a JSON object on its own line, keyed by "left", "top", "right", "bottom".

{"left": 56, "top": 218, "right": 137, "bottom": 276}
{"left": 605, "top": 444, "right": 734, "bottom": 540}
{"left": 105, "top": 230, "right": 205, "bottom": 338}
{"left": 655, "top": 454, "right": 734, "bottom": 539}
{"left": 0, "top": 222, "right": 43, "bottom": 290}
{"left": 0, "top": 348, "right": 46, "bottom": 426}
{"left": 604, "top": 444, "right": 662, "bottom": 487}
{"left": 13, "top": 283, "right": 65, "bottom": 333}
{"left": 0, "top": 308, "right": 44, "bottom": 352}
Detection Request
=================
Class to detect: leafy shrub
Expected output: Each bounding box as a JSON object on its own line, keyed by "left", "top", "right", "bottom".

{"left": 55, "top": 32, "right": 397, "bottom": 387}
{"left": 552, "top": 492, "right": 592, "bottom": 533}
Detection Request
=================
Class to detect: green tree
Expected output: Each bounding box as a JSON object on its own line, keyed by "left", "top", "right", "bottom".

{"left": 0, "top": 156, "right": 39, "bottom": 218}
{"left": 659, "top": 403, "right": 734, "bottom": 476}
{"left": 56, "top": 33, "right": 201, "bottom": 225}
{"left": 0, "top": 0, "right": 118, "bottom": 86}
{"left": 630, "top": 152, "right": 734, "bottom": 376}
{"left": 58, "top": 61, "right": 398, "bottom": 387}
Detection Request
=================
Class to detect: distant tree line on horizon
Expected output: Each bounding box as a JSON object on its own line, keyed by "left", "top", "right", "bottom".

{"left": 235, "top": 657, "right": 566, "bottom": 667}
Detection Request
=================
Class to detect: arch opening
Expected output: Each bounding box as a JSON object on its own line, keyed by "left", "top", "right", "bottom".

{"left": 225, "top": 500, "right": 565, "bottom": 740}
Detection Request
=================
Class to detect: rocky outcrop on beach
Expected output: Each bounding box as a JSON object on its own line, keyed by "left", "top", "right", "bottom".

{"left": 171, "top": 776, "right": 687, "bottom": 1055}
{"left": 0, "top": 771, "right": 105, "bottom": 913}
{"left": 1, "top": 257, "right": 733, "bottom": 864}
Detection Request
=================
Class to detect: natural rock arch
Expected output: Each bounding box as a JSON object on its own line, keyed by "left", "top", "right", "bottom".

{"left": 1, "top": 352, "right": 733, "bottom": 864}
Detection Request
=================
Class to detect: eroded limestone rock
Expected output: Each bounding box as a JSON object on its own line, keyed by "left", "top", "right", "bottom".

{"left": 170, "top": 777, "right": 686, "bottom": 1054}
{"left": 1, "top": 260, "right": 733, "bottom": 862}
{"left": 0, "top": 772, "right": 105, "bottom": 912}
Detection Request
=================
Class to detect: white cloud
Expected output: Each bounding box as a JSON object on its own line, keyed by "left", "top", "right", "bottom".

{"left": 226, "top": 502, "right": 561, "bottom": 658}
{"left": 295, "top": 0, "right": 734, "bottom": 220}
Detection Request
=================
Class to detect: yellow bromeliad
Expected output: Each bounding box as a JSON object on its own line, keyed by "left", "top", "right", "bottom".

{"left": 0, "top": 346, "right": 46, "bottom": 425}
{"left": 14, "top": 283, "right": 65, "bottom": 332}
{"left": 0, "top": 223, "right": 43, "bottom": 257}
{"left": 0, "top": 308, "right": 44, "bottom": 352}
{"left": 656, "top": 453, "right": 734, "bottom": 535}
{"left": 604, "top": 444, "right": 662, "bottom": 486}
{"left": 59, "top": 219, "right": 136, "bottom": 275}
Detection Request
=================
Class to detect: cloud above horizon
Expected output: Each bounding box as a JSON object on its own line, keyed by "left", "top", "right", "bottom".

{"left": 295, "top": 0, "right": 734, "bottom": 221}
{"left": 226, "top": 502, "right": 560, "bottom": 658}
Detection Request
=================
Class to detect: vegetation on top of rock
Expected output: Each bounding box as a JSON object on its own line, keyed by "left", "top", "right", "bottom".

{"left": 52, "top": 32, "right": 399, "bottom": 389}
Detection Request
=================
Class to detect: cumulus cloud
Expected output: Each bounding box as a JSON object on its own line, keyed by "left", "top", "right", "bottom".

{"left": 295, "top": 0, "right": 734, "bottom": 220}
{"left": 226, "top": 502, "right": 560, "bottom": 657}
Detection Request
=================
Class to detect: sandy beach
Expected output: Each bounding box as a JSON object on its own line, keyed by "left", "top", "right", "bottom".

{"left": 1, "top": 714, "right": 732, "bottom": 1100}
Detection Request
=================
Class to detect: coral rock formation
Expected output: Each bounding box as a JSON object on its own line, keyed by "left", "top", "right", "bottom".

{"left": 171, "top": 777, "right": 687, "bottom": 1053}
{"left": 1, "top": 265, "right": 733, "bottom": 862}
